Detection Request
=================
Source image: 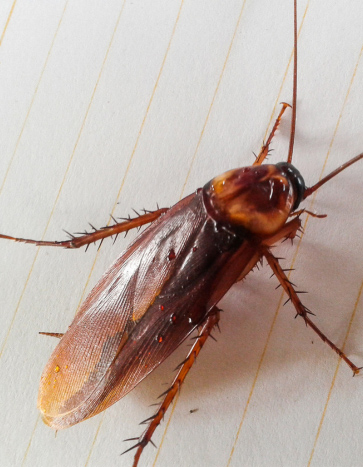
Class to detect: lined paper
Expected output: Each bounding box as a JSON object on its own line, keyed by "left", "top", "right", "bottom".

{"left": 0, "top": 1, "right": 363, "bottom": 466}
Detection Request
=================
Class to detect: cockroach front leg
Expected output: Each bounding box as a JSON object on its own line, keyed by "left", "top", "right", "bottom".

{"left": 253, "top": 103, "right": 290, "bottom": 166}
{"left": 123, "top": 308, "right": 220, "bottom": 467}
{"left": 262, "top": 247, "right": 360, "bottom": 375}
{"left": 262, "top": 216, "right": 302, "bottom": 247}
{"left": 236, "top": 217, "right": 302, "bottom": 283}
{"left": 0, "top": 208, "right": 168, "bottom": 250}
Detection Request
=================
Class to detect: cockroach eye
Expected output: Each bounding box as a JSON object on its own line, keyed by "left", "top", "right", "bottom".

{"left": 275, "top": 162, "right": 305, "bottom": 209}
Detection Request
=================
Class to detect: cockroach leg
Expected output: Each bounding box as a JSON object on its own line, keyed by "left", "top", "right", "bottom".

{"left": 0, "top": 208, "right": 168, "bottom": 250}
{"left": 236, "top": 252, "right": 261, "bottom": 283}
{"left": 253, "top": 102, "right": 291, "bottom": 166}
{"left": 38, "top": 332, "right": 64, "bottom": 339}
{"left": 123, "top": 308, "right": 220, "bottom": 467}
{"left": 262, "top": 247, "right": 361, "bottom": 375}
{"left": 236, "top": 218, "right": 302, "bottom": 283}
{"left": 262, "top": 216, "right": 302, "bottom": 246}
{"left": 289, "top": 208, "right": 327, "bottom": 219}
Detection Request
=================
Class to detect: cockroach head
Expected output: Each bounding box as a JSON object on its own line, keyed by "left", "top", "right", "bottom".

{"left": 203, "top": 163, "right": 305, "bottom": 237}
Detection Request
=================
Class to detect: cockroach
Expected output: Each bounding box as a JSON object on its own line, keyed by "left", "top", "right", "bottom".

{"left": 1, "top": 1, "right": 362, "bottom": 466}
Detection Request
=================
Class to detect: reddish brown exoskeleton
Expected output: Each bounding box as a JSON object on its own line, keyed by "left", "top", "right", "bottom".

{"left": 0, "top": 1, "right": 362, "bottom": 466}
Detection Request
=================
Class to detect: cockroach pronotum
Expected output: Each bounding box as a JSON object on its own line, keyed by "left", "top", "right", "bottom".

{"left": 1, "top": 1, "right": 362, "bottom": 466}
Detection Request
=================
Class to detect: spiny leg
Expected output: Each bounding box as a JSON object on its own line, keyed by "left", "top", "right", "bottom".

{"left": 262, "top": 247, "right": 360, "bottom": 375}
{"left": 0, "top": 208, "right": 168, "bottom": 250}
{"left": 253, "top": 103, "right": 291, "bottom": 166}
{"left": 123, "top": 308, "right": 220, "bottom": 467}
{"left": 262, "top": 216, "right": 302, "bottom": 247}
{"left": 236, "top": 217, "right": 303, "bottom": 283}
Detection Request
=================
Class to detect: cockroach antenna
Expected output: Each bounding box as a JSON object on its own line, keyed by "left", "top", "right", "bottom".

{"left": 0, "top": 2, "right": 362, "bottom": 466}
{"left": 287, "top": 0, "right": 298, "bottom": 163}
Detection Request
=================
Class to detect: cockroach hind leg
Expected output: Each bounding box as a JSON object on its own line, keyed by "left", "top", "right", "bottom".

{"left": 121, "top": 438, "right": 147, "bottom": 456}
{"left": 124, "top": 309, "right": 220, "bottom": 467}
{"left": 0, "top": 208, "right": 168, "bottom": 250}
{"left": 263, "top": 248, "right": 361, "bottom": 375}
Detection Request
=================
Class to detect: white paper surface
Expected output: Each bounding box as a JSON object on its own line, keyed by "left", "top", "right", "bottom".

{"left": 0, "top": 1, "right": 363, "bottom": 466}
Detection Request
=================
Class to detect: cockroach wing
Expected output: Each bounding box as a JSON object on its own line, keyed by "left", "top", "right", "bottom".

{"left": 38, "top": 193, "right": 202, "bottom": 426}
{"left": 38, "top": 191, "right": 255, "bottom": 429}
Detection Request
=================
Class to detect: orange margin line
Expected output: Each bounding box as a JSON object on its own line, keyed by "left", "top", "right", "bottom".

{"left": 84, "top": 1, "right": 186, "bottom": 465}
{"left": 307, "top": 280, "right": 363, "bottom": 466}
{"left": 226, "top": 28, "right": 363, "bottom": 467}
{"left": 226, "top": 1, "right": 311, "bottom": 463}
{"left": 307, "top": 42, "right": 363, "bottom": 466}
{"left": 0, "top": 1, "right": 69, "bottom": 199}
{"left": 0, "top": 0, "right": 16, "bottom": 47}
{"left": 19, "top": 1, "right": 126, "bottom": 464}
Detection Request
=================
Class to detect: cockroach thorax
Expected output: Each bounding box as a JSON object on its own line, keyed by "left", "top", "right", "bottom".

{"left": 203, "top": 164, "right": 305, "bottom": 236}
